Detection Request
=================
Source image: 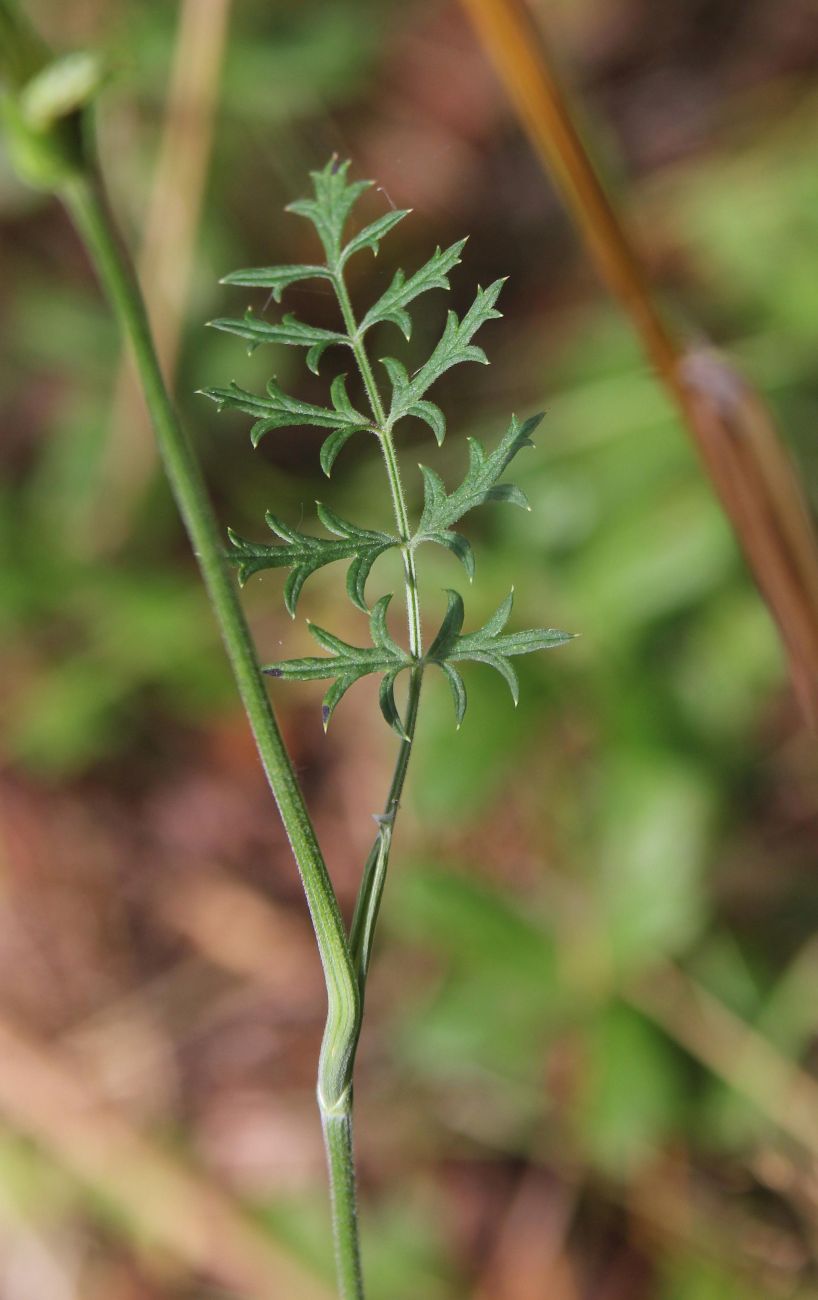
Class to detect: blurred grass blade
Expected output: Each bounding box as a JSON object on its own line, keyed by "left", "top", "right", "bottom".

{"left": 458, "top": 0, "right": 818, "bottom": 727}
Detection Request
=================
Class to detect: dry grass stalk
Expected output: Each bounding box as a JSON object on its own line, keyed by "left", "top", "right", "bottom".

{"left": 629, "top": 962, "right": 818, "bottom": 1159}
{"left": 0, "top": 1013, "right": 331, "bottom": 1299}
{"left": 89, "top": 0, "right": 233, "bottom": 551}
{"left": 459, "top": 0, "right": 818, "bottom": 725}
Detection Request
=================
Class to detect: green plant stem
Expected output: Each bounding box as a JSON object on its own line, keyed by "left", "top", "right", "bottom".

{"left": 333, "top": 270, "right": 423, "bottom": 659}
{"left": 349, "top": 665, "right": 422, "bottom": 991}
{"left": 322, "top": 1110, "right": 364, "bottom": 1300}
{"left": 63, "top": 171, "right": 365, "bottom": 1297}
{"left": 332, "top": 265, "right": 425, "bottom": 990}
{"left": 328, "top": 262, "right": 427, "bottom": 1291}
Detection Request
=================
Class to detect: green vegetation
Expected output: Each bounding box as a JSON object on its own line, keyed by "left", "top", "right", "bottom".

{"left": 0, "top": 2, "right": 817, "bottom": 1298}
{"left": 205, "top": 157, "right": 572, "bottom": 1293}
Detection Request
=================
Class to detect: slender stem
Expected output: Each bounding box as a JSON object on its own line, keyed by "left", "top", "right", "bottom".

{"left": 322, "top": 1109, "right": 364, "bottom": 1300}
{"left": 322, "top": 261, "right": 429, "bottom": 1296}
{"left": 381, "top": 433, "right": 424, "bottom": 659}
{"left": 333, "top": 263, "right": 426, "bottom": 988}
{"left": 333, "top": 270, "right": 423, "bottom": 659}
{"left": 62, "top": 171, "right": 365, "bottom": 1293}
{"left": 349, "top": 666, "right": 422, "bottom": 992}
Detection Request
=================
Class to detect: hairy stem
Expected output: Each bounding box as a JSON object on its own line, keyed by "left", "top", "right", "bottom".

{"left": 349, "top": 666, "right": 422, "bottom": 991}
{"left": 322, "top": 1109, "right": 364, "bottom": 1300}
{"left": 333, "top": 262, "right": 425, "bottom": 984}
{"left": 63, "top": 171, "right": 364, "bottom": 1294}
{"left": 319, "top": 259, "right": 428, "bottom": 1298}
{"left": 333, "top": 270, "right": 423, "bottom": 659}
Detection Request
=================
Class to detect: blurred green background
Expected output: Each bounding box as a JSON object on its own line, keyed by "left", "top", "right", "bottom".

{"left": 1, "top": 1, "right": 818, "bottom": 1296}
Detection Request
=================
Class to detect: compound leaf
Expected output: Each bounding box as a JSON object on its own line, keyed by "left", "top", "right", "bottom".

{"left": 208, "top": 159, "right": 576, "bottom": 739}
{"left": 200, "top": 375, "right": 371, "bottom": 447}
{"left": 227, "top": 508, "right": 396, "bottom": 614}
{"left": 341, "top": 209, "right": 411, "bottom": 266}
{"left": 286, "top": 156, "right": 373, "bottom": 261}
{"left": 425, "top": 589, "right": 573, "bottom": 718}
{"left": 360, "top": 238, "right": 467, "bottom": 340}
{"left": 264, "top": 594, "right": 413, "bottom": 733}
{"left": 384, "top": 279, "right": 505, "bottom": 439}
{"left": 219, "top": 263, "right": 332, "bottom": 300}
{"left": 419, "top": 412, "right": 540, "bottom": 536}
{"left": 208, "top": 310, "right": 348, "bottom": 375}
{"left": 448, "top": 590, "right": 574, "bottom": 704}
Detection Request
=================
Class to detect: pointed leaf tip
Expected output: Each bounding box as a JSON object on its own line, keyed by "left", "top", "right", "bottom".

{"left": 341, "top": 207, "right": 411, "bottom": 266}
{"left": 379, "top": 669, "right": 409, "bottom": 738}
{"left": 439, "top": 591, "right": 572, "bottom": 709}
{"left": 427, "top": 589, "right": 465, "bottom": 661}
{"left": 268, "top": 591, "right": 412, "bottom": 731}
{"left": 227, "top": 510, "right": 396, "bottom": 613}
{"left": 418, "top": 412, "right": 539, "bottom": 533}
{"left": 440, "top": 661, "right": 467, "bottom": 728}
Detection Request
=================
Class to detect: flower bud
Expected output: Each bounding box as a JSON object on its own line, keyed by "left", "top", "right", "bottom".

{"left": 0, "top": 2, "right": 103, "bottom": 189}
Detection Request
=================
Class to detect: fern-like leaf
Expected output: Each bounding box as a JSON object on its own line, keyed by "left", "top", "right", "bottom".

{"left": 227, "top": 507, "right": 396, "bottom": 615}
{"left": 219, "top": 264, "right": 333, "bottom": 300}
{"left": 200, "top": 374, "right": 371, "bottom": 448}
{"left": 360, "top": 238, "right": 467, "bottom": 340}
{"left": 208, "top": 158, "right": 575, "bottom": 742}
{"left": 265, "top": 594, "right": 413, "bottom": 734}
{"left": 286, "top": 157, "right": 371, "bottom": 261}
{"left": 340, "top": 209, "right": 411, "bottom": 266}
{"left": 425, "top": 588, "right": 573, "bottom": 719}
{"left": 383, "top": 279, "right": 505, "bottom": 441}
{"left": 418, "top": 413, "right": 539, "bottom": 540}
{"left": 208, "top": 309, "right": 348, "bottom": 375}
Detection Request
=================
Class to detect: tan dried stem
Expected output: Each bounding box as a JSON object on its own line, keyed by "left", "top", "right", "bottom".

{"left": 0, "top": 1012, "right": 332, "bottom": 1299}
{"left": 161, "top": 863, "right": 818, "bottom": 1172}
{"left": 88, "top": 0, "right": 232, "bottom": 552}
{"left": 459, "top": 0, "right": 818, "bottom": 726}
{"left": 628, "top": 962, "right": 818, "bottom": 1158}
{"left": 471, "top": 1168, "right": 580, "bottom": 1300}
